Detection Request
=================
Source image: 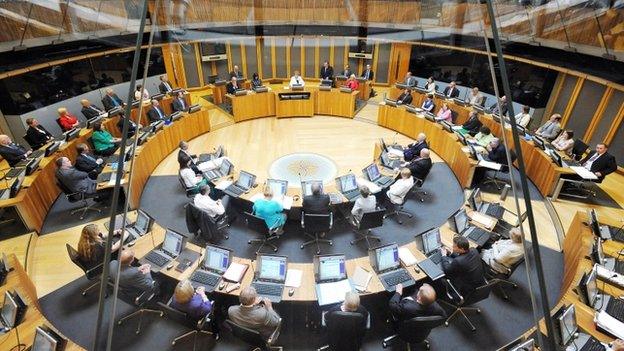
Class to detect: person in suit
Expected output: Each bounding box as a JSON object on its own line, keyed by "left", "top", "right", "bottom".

{"left": 325, "top": 291, "right": 369, "bottom": 330}
{"left": 147, "top": 99, "right": 167, "bottom": 123}
{"left": 562, "top": 143, "right": 617, "bottom": 183}
{"left": 486, "top": 138, "right": 507, "bottom": 164}
{"left": 91, "top": 121, "right": 120, "bottom": 156}
{"left": 226, "top": 76, "right": 241, "bottom": 94}
{"left": 403, "top": 133, "right": 428, "bottom": 162}
{"left": 466, "top": 87, "right": 484, "bottom": 106}
{"left": 340, "top": 64, "right": 352, "bottom": 78}
{"left": 345, "top": 74, "right": 359, "bottom": 90}
{"left": 171, "top": 279, "right": 213, "bottom": 320}
{"left": 481, "top": 228, "right": 525, "bottom": 274}
{"left": 424, "top": 77, "right": 436, "bottom": 94}
{"left": 158, "top": 75, "right": 174, "bottom": 94}
{"left": 389, "top": 283, "right": 446, "bottom": 322}
{"left": 387, "top": 168, "right": 414, "bottom": 205}
{"left": 116, "top": 114, "right": 137, "bottom": 138}
{"left": 178, "top": 140, "right": 228, "bottom": 173}
{"left": 253, "top": 187, "right": 287, "bottom": 232}
{"left": 75, "top": 143, "right": 104, "bottom": 179}
{"left": 351, "top": 185, "right": 376, "bottom": 223}
{"left": 404, "top": 71, "right": 417, "bottom": 87}
{"left": 25, "top": 118, "right": 53, "bottom": 150}
{"left": 461, "top": 110, "right": 482, "bottom": 136}
{"left": 102, "top": 88, "right": 125, "bottom": 111}
{"left": 228, "top": 286, "right": 281, "bottom": 341}
{"left": 302, "top": 183, "right": 330, "bottom": 215}
{"left": 535, "top": 114, "right": 562, "bottom": 141}
{"left": 406, "top": 148, "right": 432, "bottom": 181}
{"left": 435, "top": 103, "right": 452, "bottom": 123}
{"left": 55, "top": 156, "right": 98, "bottom": 196}
{"left": 57, "top": 107, "right": 80, "bottom": 131}
{"left": 514, "top": 105, "right": 531, "bottom": 128}
{"left": 489, "top": 95, "right": 508, "bottom": 116}
{"left": 251, "top": 72, "right": 262, "bottom": 88}
{"left": 229, "top": 65, "right": 243, "bottom": 79}
{"left": 443, "top": 81, "right": 460, "bottom": 98}
{"left": 109, "top": 249, "right": 157, "bottom": 297}
{"left": 397, "top": 89, "right": 413, "bottom": 105}
{"left": 80, "top": 99, "right": 105, "bottom": 120}
{"left": 77, "top": 223, "right": 121, "bottom": 270}
{"left": 0, "top": 135, "right": 30, "bottom": 166}
{"left": 171, "top": 91, "right": 188, "bottom": 112}
{"left": 320, "top": 61, "right": 334, "bottom": 84}
{"left": 289, "top": 70, "right": 305, "bottom": 87}
{"left": 421, "top": 94, "right": 435, "bottom": 112}
{"left": 361, "top": 64, "right": 376, "bottom": 97}
{"left": 441, "top": 236, "right": 486, "bottom": 297}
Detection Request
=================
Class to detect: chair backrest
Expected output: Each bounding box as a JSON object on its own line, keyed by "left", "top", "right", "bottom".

{"left": 325, "top": 311, "right": 367, "bottom": 350}
{"left": 464, "top": 278, "right": 494, "bottom": 305}
{"left": 508, "top": 256, "right": 525, "bottom": 276}
{"left": 397, "top": 315, "right": 446, "bottom": 344}
{"left": 244, "top": 211, "right": 271, "bottom": 235}
{"left": 56, "top": 180, "right": 81, "bottom": 202}
{"left": 359, "top": 208, "right": 385, "bottom": 230}
{"left": 226, "top": 319, "right": 267, "bottom": 349}
{"left": 303, "top": 212, "right": 332, "bottom": 233}
{"left": 65, "top": 243, "right": 102, "bottom": 279}
{"left": 22, "top": 133, "right": 36, "bottom": 149}
{"left": 158, "top": 297, "right": 208, "bottom": 330}
{"left": 55, "top": 118, "right": 64, "bottom": 130}
{"left": 572, "top": 139, "right": 589, "bottom": 161}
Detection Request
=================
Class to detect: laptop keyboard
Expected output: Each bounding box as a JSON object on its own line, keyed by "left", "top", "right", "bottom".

{"left": 191, "top": 270, "right": 220, "bottom": 287}
{"left": 428, "top": 250, "right": 443, "bottom": 265}
{"left": 605, "top": 298, "right": 624, "bottom": 323}
{"left": 484, "top": 204, "right": 504, "bottom": 219}
{"left": 382, "top": 270, "right": 413, "bottom": 287}
{"left": 465, "top": 227, "right": 490, "bottom": 244}
{"left": 30, "top": 149, "right": 45, "bottom": 159}
{"left": 5, "top": 168, "right": 24, "bottom": 179}
{"left": 253, "top": 283, "right": 283, "bottom": 297}
{"left": 580, "top": 337, "right": 606, "bottom": 351}
{"left": 226, "top": 185, "right": 245, "bottom": 196}
{"left": 377, "top": 176, "right": 394, "bottom": 187}
{"left": 343, "top": 189, "right": 360, "bottom": 201}
{"left": 144, "top": 251, "right": 169, "bottom": 266}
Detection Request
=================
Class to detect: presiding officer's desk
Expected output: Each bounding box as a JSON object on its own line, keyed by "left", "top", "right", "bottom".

{"left": 130, "top": 92, "right": 192, "bottom": 127}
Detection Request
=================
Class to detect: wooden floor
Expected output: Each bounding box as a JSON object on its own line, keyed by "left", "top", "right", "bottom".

{"left": 2, "top": 86, "right": 622, "bottom": 298}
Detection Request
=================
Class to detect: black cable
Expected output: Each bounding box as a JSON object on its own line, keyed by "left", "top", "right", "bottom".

{"left": 561, "top": 315, "right": 579, "bottom": 351}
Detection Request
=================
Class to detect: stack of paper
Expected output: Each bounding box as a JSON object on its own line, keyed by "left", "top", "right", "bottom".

{"left": 398, "top": 247, "right": 417, "bottom": 266}
{"left": 285, "top": 269, "right": 302, "bottom": 288}
{"left": 595, "top": 310, "right": 624, "bottom": 339}
{"left": 316, "top": 280, "right": 353, "bottom": 306}
{"left": 570, "top": 166, "right": 598, "bottom": 180}
{"left": 478, "top": 160, "right": 502, "bottom": 171}
{"left": 352, "top": 266, "right": 372, "bottom": 292}
{"left": 223, "top": 262, "right": 248, "bottom": 283}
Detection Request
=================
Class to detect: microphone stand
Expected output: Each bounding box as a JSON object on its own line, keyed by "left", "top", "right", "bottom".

{"left": 10, "top": 324, "right": 26, "bottom": 351}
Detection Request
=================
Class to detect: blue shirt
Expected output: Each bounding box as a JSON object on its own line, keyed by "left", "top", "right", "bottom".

{"left": 253, "top": 199, "right": 285, "bottom": 229}
{"left": 171, "top": 293, "right": 212, "bottom": 320}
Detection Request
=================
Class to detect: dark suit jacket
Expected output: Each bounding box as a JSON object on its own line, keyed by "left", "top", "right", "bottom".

{"left": 116, "top": 117, "right": 136, "bottom": 137}
{"left": 226, "top": 82, "right": 240, "bottom": 94}
{"left": 102, "top": 94, "right": 124, "bottom": 111}
{"left": 441, "top": 248, "right": 485, "bottom": 297}
{"left": 147, "top": 106, "right": 167, "bottom": 123}
{"left": 443, "top": 86, "right": 460, "bottom": 98}
{"left": 302, "top": 194, "right": 331, "bottom": 215}
{"left": 490, "top": 101, "right": 508, "bottom": 116}
{"left": 25, "top": 126, "right": 52, "bottom": 150}
{"left": 75, "top": 153, "right": 102, "bottom": 174}
{"left": 397, "top": 92, "right": 413, "bottom": 105}
{"left": 320, "top": 66, "right": 334, "bottom": 80}
{"left": 81, "top": 105, "right": 104, "bottom": 119}
{"left": 341, "top": 69, "right": 352, "bottom": 77}
{"left": 403, "top": 141, "right": 428, "bottom": 162}
{"left": 56, "top": 167, "right": 97, "bottom": 194}
{"left": 488, "top": 144, "right": 507, "bottom": 164}
{"left": 361, "top": 69, "right": 374, "bottom": 81}
{"left": 158, "top": 81, "right": 173, "bottom": 94}
{"left": 172, "top": 97, "right": 187, "bottom": 112}
{"left": 389, "top": 293, "right": 446, "bottom": 321}
{"left": 0, "top": 144, "right": 28, "bottom": 166}
{"left": 407, "top": 157, "right": 432, "bottom": 181}
{"left": 462, "top": 115, "right": 482, "bottom": 135}
{"left": 229, "top": 70, "right": 243, "bottom": 79}
{"left": 581, "top": 151, "right": 617, "bottom": 181}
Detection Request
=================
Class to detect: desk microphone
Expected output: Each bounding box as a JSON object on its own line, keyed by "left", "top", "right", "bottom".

{"left": 392, "top": 132, "right": 399, "bottom": 146}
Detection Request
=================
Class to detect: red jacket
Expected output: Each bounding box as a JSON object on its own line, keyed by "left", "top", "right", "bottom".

{"left": 59, "top": 113, "right": 78, "bottom": 131}
{"left": 346, "top": 79, "right": 359, "bottom": 90}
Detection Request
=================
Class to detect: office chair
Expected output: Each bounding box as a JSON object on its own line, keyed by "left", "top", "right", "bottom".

{"left": 56, "top": 180, "right": 101, "bottom": 220}
{"left": 482, "top": 149, "right": 517, "bottom": 190}
{"left": 116, "top": 284, "right": 163, "bottom": 334}
{"left": 440, "top": 278, "right": 495, "bottom": 331}
{"left": 22, "top": 133, "right": 38, "bottom": 150}
{"left": 66, "top": 243, "right": 106, "bottom": 296}
{"left": 185, "top": 202, "right": 229, "bottom": 242}
{"left": 350, "top": 208, "right": 385, "bottom": 248}
{"left": 300, "top": 211, "right": 333, "bottom": 254}
{"left": 382, "top": 315, "right": 446, "bottom": 350}
{"left": 486, "top": 257, "right": 525, "bottom": 300}
{"left": 571, "top": 139, "right": 589, "bottom": 161}
{"left": 410, "top": 168, "right": 432, "bottom": 203}
{"left": 226, "top": 318, "right": 282, "bottom": 351}
{"left": 318, "top": 311, "right": 368, "bottom": 351}
{"left": 178, "top": 172, "right": 199, "bottom": 197}
{"left": 384, "top": 183, "right": 416, "bottom": 225}
{"left": 87, "top": 137, "right": 102, "bottom": 157}
{"left": 157, "top": 298, "right": 217, "bottom": 350}
{"left": 244, "top": 212, "right": 282, "bottom": 254}
{"left": 493, "top": 212, "right": 527, "bottom": 238}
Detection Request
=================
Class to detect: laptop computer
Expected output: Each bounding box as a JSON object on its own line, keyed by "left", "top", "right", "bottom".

{"left": 416, "top": 228, "right": 446, "bottom": 281}
{"left": 552, "top": 304, "right": 606, "bottom": 351}
{"left": 223, "top": 171, "right": 256, "bottom": 198}
{"left": 380, "top": 151, "right": 401, "bottom": 171}
{"left": 314, "top": 254, "right": 353, "bottom": 306}
{"left": 369, "top": 243, "right": 415, "bottom": 292}
{"left": 267, "top": 178, "right": 288, "bottom": 197}
{"left": 251, "top": 254, "right": 288, "bottom": 303}
{"left": 141, "top": 229, "right": 185, "bottom": 270}
{"left": 579, "top": 264, "right": 624, "bottom": 324}
{"left": 203, "top": 158, "right": 233, "bottom": 181}
{"left": 448, "top": 209, "right": 492, "bottom": 247}
{"left": 469, "top": 188, "right": 504, "bottom": 219}
{"left": 336, "top": 174, "right": 360, "bottom": 201}
{"left": 190, "top": 244, "right": 233, "bottom": 292}
{"left": 362, "top": 163, "right": 394, "bottom": 187}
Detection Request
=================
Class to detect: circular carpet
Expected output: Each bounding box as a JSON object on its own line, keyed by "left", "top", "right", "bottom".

{"left": 268, "top": 152, "right": 338, "bottom": 187}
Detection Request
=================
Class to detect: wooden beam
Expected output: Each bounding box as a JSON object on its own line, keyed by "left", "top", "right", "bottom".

{"left": 583, "top": 87, "right": 613, "bottom": 142}
{"left": 561, "top": 77, "right": 585, "bottom": 127}
{"left": 604, "top": 100, "right": 624, "bottom": 145}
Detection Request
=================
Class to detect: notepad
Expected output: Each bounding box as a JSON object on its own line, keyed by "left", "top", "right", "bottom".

{"left": 215, "top": 179, "right": 233, "bottom": 190}
{"left": 477, "top": 160, "right": 502, "bottom": 171}
{"left": 352, "top": 266, "right": 372, "bottom": 292}
{"left": 398, "top": 247, "right": 417, "bottom": 266}
{"left": 470, "top": 211, "right": 496, "bottom": 230}
{"left": 356, "top": 177, "right": 381, "bottom": 194}
{"left": 570, "top": 166, "right": 598, "bottom": 180}
{"left": 316, "top": 279, "right": 353, "bottom": 306}
{"left": 285, "top": 269, "right": 302, "bottom": 288}
{"left": 223, "top": 262, "right": 248, "bottom": 283}
{"left": 595, "top": 310, "right": 624, "bottom": 339}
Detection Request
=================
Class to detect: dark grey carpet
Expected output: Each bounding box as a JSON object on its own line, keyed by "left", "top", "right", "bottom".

{"left": 557, "top": 183, "right": 622, "bottom": 209}
{"left": 140, "top": 163, "right": 465, "bottom": 263}
{"left": 478, "top": 168, "right": 544, "bottom": 202}
{"left": 39, "top": 193, "right": 124, "bottom": 235}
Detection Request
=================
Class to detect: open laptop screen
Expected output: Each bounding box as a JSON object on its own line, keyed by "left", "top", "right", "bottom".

{"left": 162, "top": 230, "right": 184, "bottom": 256}
{"left": 558, "top": 305, "right": 578, "bottom": 346}
{"left": 422, "top": 228, "right": 442, "bottom": 254}
{"left": 134, "top": 210, "right": 152, "bottom": 234}
{"left": 1, "top": 291, "right": 17, "bottom": 328}
{"left": 204, "top": 245, "right": 230, "bottom": 273}
{"left": 258, "top": 255, "right": 287, "bottom": 282}
{"left": 267, "top": 179, "right": 288, "bottom": 196}
{"left": 302, "top": 180, "right": 323, "bottom": 197}
{"left": 375, "top": 244, "right": 400, "bottom": 272}
{"left": 473, "top": 188, "right": 484, "bottom": 210}
{"left": 339, "top": 174, "right": 358, "bottom": 193}
{"left": 236, "top": 171, "right": 255, "bottom": 189}
{"left": 32, "top": 326, "right": 59, "bottom": 351}
{"left": 364, "top": 163, "right": 381, "bottom": 182}
{"left": 318, "top": 255, "right": 346, "bottom": 281}
{"left": 451, "top": 209, "right": 469, "bottom": 233}
{"left": 219, "top": 159, "right": 232, "bottom": 175}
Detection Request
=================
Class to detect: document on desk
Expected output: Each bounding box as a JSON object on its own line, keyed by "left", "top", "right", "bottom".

{"left": 570, "top": 166, "right": 598, "bottom": 180}
{"left": 477, "top": 160, "right": 502, "bottom": 171}
{"left": 398, "top": 247, "right": 417, "bottom": 266}
{"left": 352, "top": 266, "right": 372, "bottom": 292}
{"left": 596, "top": 265, "right": 624, "bottom": 288}
{"left": 285, "top": 269, "right": 302, "bottom": 288}
{"left": 470, "top": 211, "right": 496, "bottom": 229}
{"left": 215, "top": 179, "right": 233, "bottom": 190}
{"left": 223, "top": 262, "right": 249, "bottom": 283}
{"left": 595, "top": 310, "right": 624, "bottom": 339}
{"left": 316, "top": 279, "right": 353, "bottom": 306}
{"left": 388, "top": 148, "right": 404, "bottom": 158}
{"left": 356, "top": 178, "right": 381, "bottom": 194}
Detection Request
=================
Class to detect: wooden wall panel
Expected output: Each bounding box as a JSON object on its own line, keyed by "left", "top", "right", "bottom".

{"left": 565, "top": 80, "right": 605, "bottom": 138}
{"left": 590, "top": 90, "right": 624, "bottom": 145}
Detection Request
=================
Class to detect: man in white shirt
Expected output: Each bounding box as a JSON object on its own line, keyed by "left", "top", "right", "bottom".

{"left": 194, "top": 185, "right": 230, "bottom": 219}
{"left": 481, "top": 228, "right": 524, "bottom": 273}
{"left": 351, "top": 185, "right": 377, "bottom": 223}
{"left": 177, "top": 141, "right": 229, "bottom": 173}
{"left": 466, "top": 87, "right": 484, "bottom": 106}
{"left": 289, "top": 70, "right": 305, "bottom": 87}
{"left": 513, "top": 105, "right": 531, "bottom": 128}
{"left": 387, "top": 168, "right": 414, "bottom": 205}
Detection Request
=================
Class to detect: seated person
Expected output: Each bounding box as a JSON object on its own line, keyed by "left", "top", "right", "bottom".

{"left": 403, "top": 71, "right": 416, "bottom": 87}
{"left": 320, "top": 61, "right": 334, "bottom": 83}
{"left": 403, "top": 133, "right": 428, "bottom": 162}
{"left": 228, "top": 286, "right": 281, "bottom": 341}
{"left": 424, "top": 77, "right": 436, "bottom": 94}
{"left": 435, "top": 103, "right": 452, "bottom": 123}
{"left": 171, "top": 279, "right": 213, "bottom": 320}
{"left": 134, "top": 84, "right": 150, "bottom": 101}
{"left": 102, "top": 88, "right": 125, "bottom": 111}
{"left": 55, "top": 157, "right": 99, "bottom": 196}
{"left": 109, "top": 249, "right": 156, "bottom": 297}
{"left": 147, "top": 99, "right": 167, "bottom": 123}
{"left": 340, "top": 64, "right": 352, "bottom": 78}
{"left": 251, "top": 72, "right": 262, "bottom": 88}
{"left": 466, "top": 87, "right": 483, "bottom": 106}
{"left": 57, "top": 107, "right": 80, "bottom": 131}
{"left": 77, "top": 223, "right": 121, "bottom": 269}
{"left": 302, "top": 183, "right": 330, "bottom": 215}
{"left": 25, "top": 118, "right": 53, "bottom": 150}
{"left": 345, "top": 74, "right": 359, "bottom": 90}
{"left": 253, "top": 187, "right": 287, "bottom": 232}
{"left": 481, "top": 228, "right": 524, "bottom": 274}
{"left": 0, "top": 135, "right": 30, "bottom": 167}
{"left": 514, "top": 105, "right": 531, "bottom": 128}
{"left": 116, "top": 114, "right": 138, "bottom": 138}
{"left": 443, "top": 81, "right": 459, "bottom": 98}
{"left": 226, "top": 76, "right": 241, "bottom": 94}
{"left": 159, "top": 74, "right": 174, "bottom": 94}
{"left": 80, "top": 99, "right": 105, "bottom": 119}
{"left": 180, "top": 157, "right": 209, "bottom": 192}
{"left": 324, "top": 292, "right": 369, "bottom": 342}
{"left": 172, "top": 91, "right": 188, "bottom": 112}
{"left": 289, "top": 70, "right": 305, "bottom": 87}
{"left": 489, "top": 95, "right": 508, "bottom": 116}
{"left": 389, "top": 283, "right": 446, "bottom": 322}
{"left": 421, "top": 94, "right": 435, "bottom": 112}
{"left": 563, "top": 143, "right": 617, "bottom": 182}
{"left": 178, "top": 140, "right": 228, "bottom": 173}
{"left": 551, "top": 130, "right": 574, "bottom": 156}
{"left": 471, "top": 126, "right": 495, "bottom": 147}
{"left": 406, "top": 148, "right": 432, "bottom": 181}
{"left": 230, "top": 65, "right": 243, "bottom": 79}
{"left": 351, "top": 185, "right": 376, "bottom": 223}
{"left": 441, "top": 236, "right": 486, "bottom": 297}
{"left": 74, "top": 143, "right": 104, "bottom": 179}
{"left": 460, "top": 111, "right": 482, "bottom": 136}
{"left": 91, "top": 121, "right": 120, "bottom": 156}
{"left": 387, "top": 168, "right": 414, "bottom": 205}
{"left": 396, "top": 89, "right": 413, "bottom": 105}
{"left": 535, "top": 114, "right": 562, "bottom": 141}
{"left": 194, "top": 185, "right": 229, "bottom": 220}
{"left": 485, "top": 138, "right": 507, "bottom": 164}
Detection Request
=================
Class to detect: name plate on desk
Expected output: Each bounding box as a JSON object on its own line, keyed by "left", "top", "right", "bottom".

{"left": 278, "top": 92, "right": 311, "bottom": 100}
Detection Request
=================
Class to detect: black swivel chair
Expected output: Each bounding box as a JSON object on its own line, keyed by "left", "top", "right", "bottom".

{"left": 571, "top": 139, "right": 589, "bottom": 161}
{"left": 158, "top": 298, "right": 217, "bottom": 350}
{"left": 244, "top": 212, "right": 282, "bottom": 254}
{"left": 350, "top": 208, "right": 385, "bottom": 248}
{"left": 318, "top": 311, "right": 368, "bottom": 351}
{"left": 116, "top": 284, "right": 163, "bottom": 334}
{"left": 384, "top": 182, "right": 416, "bottom": 225}
{"left": 226, "top": 318, "right": 282, "bottom": 351}
{"left": 440, "top": 278, "right": 495, "bottom": 331}
{"left": 66, "top": 243, "right": 106, "bottom": 296}
{"left": 178, "top": 172, "right": 200, "bottom": 197}
{"left": 56, "top": 180, "right": 101, "bottom": 220}
{"left": 486, "top": 257, "right": 525, "bottom": 300}
{"left": 22, "top": 133, "right": 39, "bottom": 150}
{"left": 185, "top": 202, "right": 229, "bottom": 242}
{"left": 300, "top": 212, "right": 333, "bottom": 254}
{"left": 411, "top": 167, "right": 432, "bottom": 203}
{"left": 483, "top": 149, "right": 517, "bottom": 190}
{"left": 382, "top": 315, "right": 446, "bottom": 349}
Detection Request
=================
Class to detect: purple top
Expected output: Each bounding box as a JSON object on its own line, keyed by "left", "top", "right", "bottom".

{"left": 171, "top": 293, "right": 213, "bottom": 320}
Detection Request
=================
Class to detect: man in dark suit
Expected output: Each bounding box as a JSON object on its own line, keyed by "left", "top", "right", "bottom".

{"left": 171, "top": 91, "right": 188, "bottom": 112}
{"left": 226, "top": 77, "right": 240, "bottom": 95}
{"left": 75, "top": 143, "right": 104, "bottom": 179}
{"left": 116, "top": 114, "right": 137, "bottom": 138}
{"left": 25, "top": 118, "right": 53, "bottom": 150}
{"left": 443, "top": 81, "right": 460, "bottom": 98}
{"left": 461, "top": 111, "right": 482, "bottom": 136}
{"left": 302, "top": 183, "right": 330, "bottom": 215}
{"left": 397, "top": 89, "right": 413, "bottom": 105}
{"left": 490, "top": 95, "right": 508, "bottom": 116}
{"left": 102, "top": 88, "right": 125, "bottom": 111}
{"left": 403, "top": 133, "right": 428, "bottom": 162}
{"left": 320, "top": 61, "right": 334, "bottom": 83}
{"left": 80, "top": 99, "right": 105, "bottom": 119}
{"left": 404, "top": 71, "right": 417, "bottom": 87}
{"left": 361, "top": 64, "right": 374, "bottom": 81}
{"left": 406, "top": 148, "right": 433, "bottom": 181}
{"left": 147, "top": 99, "right": 167, "bottom": 123}
{"left": 389, "top": 283, "right": 446, "bottom": 322}
{"left": 0, "top": 135, "right": 31, "bottom": 166}
{"left": 563, "top": 143, "right": 617, "bottom": 183}
{"left": 158, "top": 74, "right": 174, "bottom": 94}
{"left": 229, "top": 65, "right": 243, "bottom": 79}
{"left": 440, "top": 236, "right": 485, "bottom": 297}
{"left": 486, "top": 138, "right": 507, "bottom": 164}
{"left": 55, "top": 156, "right": 98, "bottom": 196}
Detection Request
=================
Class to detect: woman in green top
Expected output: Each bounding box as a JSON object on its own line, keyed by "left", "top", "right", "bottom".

{"left": 91, "top": 121, "right": 120, "bottom": 156}
{"left": 252, "top": 187, "right": 286, "bottom": 232}
{"left": 472, "top": 126, "right": 495, "bottom": 147}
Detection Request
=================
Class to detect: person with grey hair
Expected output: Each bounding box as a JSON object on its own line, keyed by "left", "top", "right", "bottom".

{"left": 351, "top": 185, "right": 377, "bottom": 223}
{"left": 227, "top": 286, "right": 281, "bottom": 341}
{"left": 55, "top": 156, "right": 97, "bottom": 195}
{"left": 325, "top": 291, "right": 369, "bottom": 327}
{"left": 403, "top": 133, "right": 428, "bottom": 162}
{"left": 390, "top": 283, "right": 446, "bottom": 321}
{"left": 302, "top": 183, "right": 330, "bottom": 215}
{"left": 486, "top": 137, "right": 507, "bottom": 164}
{"left": 535, "top": 114, "right": 562, "bottom": 141}
{"left": 0, "top": 134, "right": 30, "bottom": 166}
{"left": 481, "top": 228, "right": 525, "bottom": 273}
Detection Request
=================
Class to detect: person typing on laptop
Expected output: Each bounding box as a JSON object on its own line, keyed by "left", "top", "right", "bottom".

{"left": 253, "top": 187, "right": 286, "bottom": 234}
{"left": 480, "top": 228, "right": 524, "bottom": 274}
{"left": 77, "top": 223, "right": 122, "bottom": 270}
{"left": 171, "top": 279, "right": 213, "bottom": 320}
{"left": 109, "top": 249, "right": 158, "bottom": 297}
{"left": 351, "top": 186, "right": 377, "bottom": 223}
{"left": 228, "top": 286, "right": 281, "bottom": 341}
{"left": 389, "top": 283, "right": 446, "bottom": 322}
{"left": 440, "top": 236, "right": 485, "bottom": 297}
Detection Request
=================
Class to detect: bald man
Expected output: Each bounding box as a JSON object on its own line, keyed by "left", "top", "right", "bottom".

{"left": 0, "top": 134, "right": 30, "bottom": 166}
{"left": 80, "top": 99, "right": 105, "bottom": 119}
{"left": 389, "top": 283, "right": 446, "bottom": 322}
{"left": 302, "top": 183, "right": 330, "bottom": 215}
{"left": 109, "top": 249, "right": 157, "bottom": 297}
{"left": 55, "top": 156, "right": 97, "bottom": 195}
{"left": 403, "top": 133, "right": 428, "bottom": 162}
{"left": 405, "top": 148, "right": 432, "bottom": 180}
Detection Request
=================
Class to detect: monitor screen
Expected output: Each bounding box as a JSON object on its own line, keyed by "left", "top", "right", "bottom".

{"left": 1, "top": 291, "right": 17, "bottom": 328}
{"left": 422, "top": 228, "right": 442, "bottom": 254}
{"left": 219, "top": 159, "right": 232, "bottom": 175}
{"left": 237, "top": 171, "right": 255, "bottom": 189}
{"left": 558, "top": 305, "right": 578, "bottom": 346}
{"left": 162, "top": 230, "right": 184, "bottom": 256}
{"left": 135, "top": 210, "right": 151, "bottom": 233}
{"left": 364, "top": 163, "right": 381, "bottom": 182}
{"left": 586, "top": 265, "right": 598, "bottom": 308}
{"left": 533, "top": 136, "right": 544, "bottom": 149}
{"left": 204, "top": 245, "right": 230, "bottom": 273}
{"left": 453, "top": 209, "right": 469, "bottom": 233}
{"left": 258, "top": 255, "right": 287, "bottom": 281}
{"left": 32, "top": 326, "right": 58, "bottom": 351}
{"left": 473, "top": 188, "right": 483, "bottom": 210}
{"left": 339, "top": 174, "right": 358, "bottom": 193}
{"left": 267, "top": 179, "right": 288, "bottom": 196}
{"left": 375, "top": 244, "right": 400, "bottom": 271}
{"left": 302, "top": 180, "right": 323, "bottom": 197}
{"left": 588, "top": 210, "right": 602, "bottom": 238}
{"left": 318, "top": 255, "right": 346, "bottom": 281}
